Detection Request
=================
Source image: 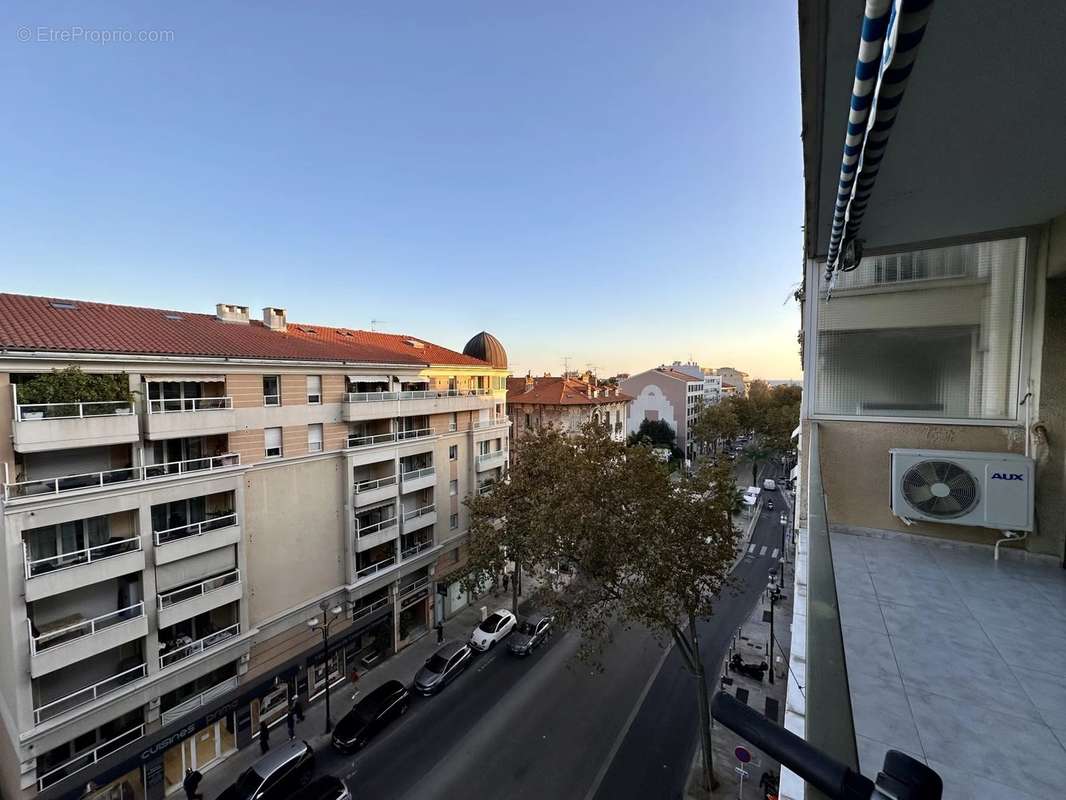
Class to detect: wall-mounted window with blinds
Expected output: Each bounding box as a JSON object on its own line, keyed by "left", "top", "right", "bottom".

{"left": 814, "top": 236, "right": 1027, "bottom": 421}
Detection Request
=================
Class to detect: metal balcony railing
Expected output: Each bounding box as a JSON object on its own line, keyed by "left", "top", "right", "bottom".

{"left": 476, "top": 451, "right": 506, "bottom": 465}
{"left": 403, "top": 504, "right": 435, "bottom": 522}
{"left": 154, "top": 512, "right": 238, "bottom": 547}
{"left": 471, "top": 416, "right": 510, "bottom": 429}
{"left": 147, "top": 396, "right": 233, "bottom": 414}
{"left": 345, "top": 388, "right": 491, "bottom": 403}
{"left": 157, "top": 569, "right": 240, "bottom": 610}
{"left": 347, "top": 431, "right": 397, "bottom": 449}
{"left": 159, "top": 623, "right": 240, "bottom": 669}
{"left": 24, "top": 537, "right": 141, "bottom": 580}
{"left": 29, "top": 602, "right": 145, "bottom": 655}
{"left": 356, "top": 515, "right": 399, "bottom": 537}
{"left": 351, "top": 595, "right": 390, "bottom": 623}
{"left": 15, "top": 399, "right": 134, "bottom": 421}
{"left": 32, "top": 662, "right": 146, "bottom": 725}
{"left": 354, "top": 475, "right": 397, "bottom": 493}
{"left": 355, "top": 555, "right": 396, "bottom": 580}
{"left": 159, "top": 675, "right": 238, "bottom": 725}
{"left": 401, "top": 540, "right": 434, "bottom": 560}
{"left": 36, "top": 722, "right": 145, "bottom": 791}
{"left": 397, "top": 427, "right": 434, "bottom": 441}
{"left": 401, "top": 466, "right": 435, "bottom": 482}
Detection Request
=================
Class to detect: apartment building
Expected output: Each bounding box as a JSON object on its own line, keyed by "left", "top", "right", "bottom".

{"left": 620, "top": 367, "right": 704, "bottom": 458}
{"left": 783, "top": 2, "right": 1066, "bottom": 798}
{"left": 0, "top": 296, "right": 509, "bottom": 800}
{"left": 712, "top": 366, "right": 748, "bottom": 397}
{"left": 668, "top": 362, "right": 723, "bottom": 407}
{"left": 506, "top": 373, "right": 631, "bottom": 444}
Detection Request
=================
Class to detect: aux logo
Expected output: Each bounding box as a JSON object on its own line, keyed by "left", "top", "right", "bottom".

{"left": 990, "top": 472, "right": 1024, "bottom": 481}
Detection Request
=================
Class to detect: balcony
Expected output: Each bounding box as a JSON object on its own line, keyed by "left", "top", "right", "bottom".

{"left": 400, "top": 466, "right": 435, "bottom": 493}
{"left": 354, "top": 555, "right": 397, "bottom": 581}
{"left": 153, "top": 513, "right": 240, "bottom": 565}
{"left": 157, "top": 570, "right": 243, "bottom": 628}
{"left": 23, "top": 538, "right": 144, "bottom": 603}
{"left": 354, "top": 475, "right": 398, "bottom": 508}
{"left": 342, "top": 388, "right": 492, "bottom": 423}
{"left": 346, "top": 431, "right": 398, "bottom": 450}
{"left": 351, "top": 594, "right": 391, "bottom": 624}
{"left": 144, "top": 396, "right": 237, "bottom": 440}
{"left": 400, "top": 537, "right": 435, "bottom": 561}
{"left": 11, "top": 399, "right": 139, "bottom": 454}
{"left": 159, "top": 674, "right": 238, "bottom": 725}
{"left": 159, "top": 623, "right": 241, "bottom": 670}
{"left": 354, "top": 514, "right": 400, "bottom": 552}
{"left": 29, "top": 603, "right": 147, "bottom": 678}
{"left": 471, "top": 416, "right": 510, "bottom": 431}
{"left": 402, "top": 504, "right": 436, "bottom": 533}
{"left": 475, "top": 450, "right": 507, "bottom": 471}
{"left": 3, "top": 453, "right": 242, "bottom": 504}
{"left": 476, "top": 482, "right": 496, "bottom": 497}
{"left": 397, "top": 427, "right": 435, "bottom": 445}
{"left": 36, "top": 722, "right": 145, "bottom": 792}
{"left": 32, "top": 662, "right": 146, "bottom": 725}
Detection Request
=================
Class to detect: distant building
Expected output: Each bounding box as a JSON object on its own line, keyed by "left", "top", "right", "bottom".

{"left": 620, "top": 367, "right": 705, "bottom": 458}
{"left": 714, "top": 367, "right": 749, "bottom": 397}
{"left": 507, "top": 374, "right": 630, "bottom": 444}
{"left": 670, "top": 361, "right": 722, "bottom": 406}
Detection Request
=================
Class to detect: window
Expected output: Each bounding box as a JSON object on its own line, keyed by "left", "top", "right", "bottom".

{"left": 264, "top": 427, "right": 282, "bottom": 458}
{"left": 449, "top": 548, "right": 460, "bottom": 563}
{"left": 450, "top": 480, "right": 458, "bottom": 497}
{"left": 306, "top": 375, "right": 322, "bottom": 404}
{"left": 449, "top": 445, "right": 458, "bottom": 461}
{"left": 449, "top": 513, "right": 458, "bottom": 530}
{"left": 525, "top": 413, "right": 532, "bottom": 430}
{"left": 814, "top": 237, "right": 1027, "bottom": 420}
{"left": 263, "top": 375, "right": 280, "bottom": 406}
{"left": 308, "top": 423, "right": 323, "bottom": 453}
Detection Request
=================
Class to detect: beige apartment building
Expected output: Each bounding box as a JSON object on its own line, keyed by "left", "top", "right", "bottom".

{"left": 0, "top": 295, "right": 509, "bottom": 800}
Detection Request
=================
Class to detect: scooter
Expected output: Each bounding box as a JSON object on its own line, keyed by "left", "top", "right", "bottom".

{"left": 729, "top": 653, "right": 769, "bottom": 681}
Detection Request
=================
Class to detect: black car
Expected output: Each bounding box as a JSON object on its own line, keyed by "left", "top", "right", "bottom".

{"left": 413, "top": 641, "right": 473, "bottom": 695}
{"left": 508, "top": 613, "right": 553, "bottom": 656}
{"left": 332, "top": 679, "right": 410, "bottom": 752}
{"left": 290, "top": 775, "right": 353, "bottom": 800}
{"left": 217, "top": 739, "right": 315, "bottom": 800}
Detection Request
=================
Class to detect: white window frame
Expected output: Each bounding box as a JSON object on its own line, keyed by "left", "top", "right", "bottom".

{"left": 263, "top": 375, "right": 281, "bottom": 407}
{"left": 264, "top": 427, "right": 283, "bottom": 458}
{"left": 449, "top": 480, "right": 458, "bottom": 497}
{"left": 306, "top": 375, "right": 322, "bottom": 405}
{"left": 449, "top": 445, "right": 458, "bottom": 461}
{"left": 307, "top": 423, "right": 323, "bottom": 453}
{"left": 449, "top": 513, "right": 458, "bottom": 530}
{"left": 805, "top": 230, "right": 1036, "bottom": 427}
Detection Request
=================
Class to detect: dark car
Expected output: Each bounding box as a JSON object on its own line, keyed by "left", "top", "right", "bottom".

{"left": 413, "top": 641, "right": 473, "bottom": 695}
{"left": 290, "top": 775, "right": 353, "bottom": 800}
{"left": 217, "top": 739, "right": 315, "bottom": 800}
{"left": 508, "top": 613, "right": 553, "bottom": 656}
{"left": 332, "top": 679, "right": 410, "bottom": 752}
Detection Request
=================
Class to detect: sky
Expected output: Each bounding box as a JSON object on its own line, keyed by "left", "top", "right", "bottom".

{"left": 1, "top": 2, "right": 804, "bottom": 379}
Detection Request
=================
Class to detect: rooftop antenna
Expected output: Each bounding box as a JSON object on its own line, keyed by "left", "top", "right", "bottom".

{"left": 585, "top": 362, "right": 600, "bottom": 376}
{"left": 562, "top": 356, "right": 573, "bottom": 376}
{"left": 370, "top": 319, "right": 388, "bottom": 332}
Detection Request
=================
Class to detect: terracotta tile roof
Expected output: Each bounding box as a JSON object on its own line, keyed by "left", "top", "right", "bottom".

{"left": 0, "top": 293, "right": 490, "bottom": 367}
{"left": 506, "top": 376, "right": 632, "bottom": 406}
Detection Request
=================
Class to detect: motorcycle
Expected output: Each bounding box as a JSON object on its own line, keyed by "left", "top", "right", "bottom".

{"left": 729, "top": 653, "right": 769, "bottom": 681}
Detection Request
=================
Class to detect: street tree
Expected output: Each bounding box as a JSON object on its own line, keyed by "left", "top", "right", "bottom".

{"left": 691, "top": 400, "right": 740, "bottom": 455}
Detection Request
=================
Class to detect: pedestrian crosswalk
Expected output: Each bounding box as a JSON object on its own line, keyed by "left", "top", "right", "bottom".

{"left": 748, "top": 543, "right": 756, "bottom": 554}
{"left": 771, "top": 548, "right": 779, "bottom": 559}
{"left": 759, "top": 545, "right": 767, "bottom": 556}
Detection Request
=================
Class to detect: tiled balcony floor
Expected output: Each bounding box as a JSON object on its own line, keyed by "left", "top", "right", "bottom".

{"left": 831, "top": 529, "right": 1066, "bottom": 800}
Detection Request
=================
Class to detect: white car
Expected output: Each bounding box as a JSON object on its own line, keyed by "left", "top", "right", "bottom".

{"left": 469, "top": 609, "right": 517, "bottom": 651}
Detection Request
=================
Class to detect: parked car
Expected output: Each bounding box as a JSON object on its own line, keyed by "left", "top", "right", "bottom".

{"left": 217, "top": 740, "right": 315, "bottom": 800}
{"left": 469, "top": 609, "right": 517, "bottom": 651}
{"left": 332, "top": 679, "right": 410, "bottom": 752}
{"left": 508, "top": 613, "right": 553, "bottom": 656}
{"left": 413, "top": 641, "right": 474, "bottom": 695}
{"left": 763, "top": 478, "right": 777, "bottom": 491}
{"left": 290, "top": 775, "right": 353, "bottom": 800}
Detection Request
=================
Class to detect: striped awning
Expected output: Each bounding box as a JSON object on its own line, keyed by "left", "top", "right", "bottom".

{"left": 825, "top": 0, "right": 935, "bottom": 282}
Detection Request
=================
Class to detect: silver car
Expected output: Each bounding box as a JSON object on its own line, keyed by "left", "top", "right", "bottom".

{"left": 413, "top": 641, "right": 473, "bottom": 695}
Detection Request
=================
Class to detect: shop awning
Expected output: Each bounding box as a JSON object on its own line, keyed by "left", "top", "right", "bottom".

{"left": 348, "top": 374, "right": 391, "bottom": 384}
{"left": 145, "top": 374, "right": 224, "bottom": 383}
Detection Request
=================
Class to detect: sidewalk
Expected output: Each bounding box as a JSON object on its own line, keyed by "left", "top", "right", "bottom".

{"left": 197, "top": 585, "right": 537, "bottom": 798}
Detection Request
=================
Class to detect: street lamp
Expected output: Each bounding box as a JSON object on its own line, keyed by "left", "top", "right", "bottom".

{"left": 766, "top": 575, "right": 779, "bottom": 685}
{"left": 779, "top": 513, "right": 788, "bottom": 563}
{"left": 307, "top": 599, "right": 345, "bottom": 734}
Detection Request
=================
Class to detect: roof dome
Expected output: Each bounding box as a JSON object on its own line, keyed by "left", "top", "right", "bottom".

{"left": 463, "top": 331, "right": 507, "bottom": 369}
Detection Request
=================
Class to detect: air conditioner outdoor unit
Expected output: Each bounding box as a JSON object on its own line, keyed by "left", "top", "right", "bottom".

{"left": 889, "top": 449, "right": 1034, "bottom": 531}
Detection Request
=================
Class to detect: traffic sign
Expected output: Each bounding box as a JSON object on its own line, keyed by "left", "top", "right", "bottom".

{"left": 734, "top": 745, "right": 752, "bottom": 763}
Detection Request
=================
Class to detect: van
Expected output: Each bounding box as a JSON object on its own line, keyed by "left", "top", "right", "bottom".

{"left": 762, "top": 479, "right": 777, "bottom": 491}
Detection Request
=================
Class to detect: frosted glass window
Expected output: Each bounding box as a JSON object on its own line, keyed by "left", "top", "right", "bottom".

{"left": 815, "top": 237, "right": 1026, "bottom": 419}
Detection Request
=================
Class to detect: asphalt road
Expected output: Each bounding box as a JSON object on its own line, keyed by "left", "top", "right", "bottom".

{"left": 307, "top": 472, "right": 788, "bottom": 800}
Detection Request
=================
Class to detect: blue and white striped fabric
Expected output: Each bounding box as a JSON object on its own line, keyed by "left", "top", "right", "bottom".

{"left": 825, "top": 0, "right": 934, "bottom": 277}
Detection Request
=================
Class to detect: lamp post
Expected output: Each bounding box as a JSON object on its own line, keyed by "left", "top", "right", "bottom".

{"left": 766, "top": 575, "right": 778, "bottom": 685}
{"left": 307, "top": 599, "right": 345, "bottom": 735}
{"left": 779, "top": 513, "right": 788, "bottom": 563}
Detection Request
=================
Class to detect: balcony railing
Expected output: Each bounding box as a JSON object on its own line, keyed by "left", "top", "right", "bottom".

{"left": 157, "top": 569, "right": 240, "bottom": 610}
{"left": 399, "top": 575, "right": 430, "bottom": 607}
{"left": 24, "top": 537, "right": 141, "bottom": 580}
{"left": 356, "top": 515, "right": 398, "bottom": 537}
{"left": 29, "top": 602, "right": 145, "bottom": 655}
{"left": 471, "top": 416, "right": 510, "bottom": 429}
{"left": 355, "top": 475, "right": 397, "bottom": 493}
{"left": 154, "top": 512, "right": 238, "bottom": 547}
{"left": 16, "top": 400, "right": 134, "bottom": 421}
{"left": 345, "top": 390, "right": 399, "bottom": 403}
{"left": 476, "top": 451, "right": 506, "bottom": 466}
{"left": 36, "top": 722, "right": 145, "bottom": 791}
{"left": 401, "top": 466, "right": 435, "bottom": 482}
{"left": 401, "top": 539, "right": 434, "bottom": 560}
{"left": 403, "top": 504, "right": 435, "bottom": 522}
{"left": 160, "top": 675, "right": 239, "bottom": 725}
{"left": 147, "top": 396, "right": 233, "bottom": 413}
{"left": 476, "top": 483, "right": 496, "bottom": 496}
{"left": 344, "top": 388, "right": 490, "bottom": 403}
{"left": 3, "top": 454, "right": 242, "bottom": 501}
{"left": 33, "top": 662, "right": 146, "bottom": 725}
{"left": 351, "top": 595, "right": 390, "bottom": 623}
{"left": 397, "top": 427, "right": 434, "bottom": 441}
{"left": 159, "top": 623, "right": 240, "bottom": 669}
{"left": 355, "top": 555, "right": 396, "bottom": 579}
{"left": 347, "top": 431, "right": 397, "bottom": 449}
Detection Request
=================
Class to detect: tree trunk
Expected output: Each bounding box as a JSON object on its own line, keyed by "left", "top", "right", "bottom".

{"left": 751, "top": 459, "right": 758, "bottom": 486}
{"left": 689, "top": 613, "right": 718, "bottom": 793}
{"left": 512, "top": 559, "right": 520, "bottom": 615}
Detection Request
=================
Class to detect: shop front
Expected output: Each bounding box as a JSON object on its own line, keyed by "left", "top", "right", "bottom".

{"left": 161, "top": 715, "right": 236, "bottom": 795}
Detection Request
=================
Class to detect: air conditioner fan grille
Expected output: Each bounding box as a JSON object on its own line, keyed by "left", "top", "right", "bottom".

{"left": 900, "top": 460, "right": 979, "bottom": 519}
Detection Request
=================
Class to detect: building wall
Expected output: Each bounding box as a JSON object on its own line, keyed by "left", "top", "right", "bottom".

{"left": 621, "top": 376, "right": 685, "bottom": 444}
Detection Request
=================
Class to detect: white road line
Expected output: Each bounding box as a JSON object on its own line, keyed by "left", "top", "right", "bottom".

{"left": 582, "top": 640, "right": 675, "bottom": 800}
{"left": 748, "top": 543, "right": 756, "bottom": 554}
{"left": 771, "top": 548, "right": 779, "bottom": 559}
{"left": 759, "top": 545, "right": 768, "bottom": 556}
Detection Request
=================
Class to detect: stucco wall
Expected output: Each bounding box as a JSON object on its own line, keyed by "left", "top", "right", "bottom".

{"left": 1033, "top": 275, "right": 1066, "bottom": 559}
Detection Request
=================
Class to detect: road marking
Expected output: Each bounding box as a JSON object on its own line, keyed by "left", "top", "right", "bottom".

{"left": 771, "top": 548, "right": 779, "bottom": 559}
{"left": 748, "top": 543, "right": 756, "bottom": 554}
{"left": 759, "top": 545, "right": 767, "bottom": 556}
{"left": 582, "top": 640, "right": 675, "bottom": 800}
{"left": 476, "top": 653, "right": 497, "bottom": 672}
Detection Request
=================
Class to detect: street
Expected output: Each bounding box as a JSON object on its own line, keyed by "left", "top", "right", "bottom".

{"left": 215, "top": 465, "right": 788, "bottom": 800}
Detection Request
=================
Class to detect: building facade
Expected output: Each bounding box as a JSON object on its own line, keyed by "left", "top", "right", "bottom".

{"left": 620, "top": 368, "right": 704, "bottom": 458}
{"left": 0, "top": 296, "right": 509, "bottom": 800}
{"left": 506, "top": 374, "right": 630, "bottom": 444}
{"left": 712, "top": 367, "right": 748, "bottom": 397}
{"left": 783, "top": 2, "right": 1066, "bottom": 798}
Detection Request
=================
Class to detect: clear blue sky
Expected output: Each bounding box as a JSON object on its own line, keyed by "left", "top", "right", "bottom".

{"left": 1, "top": 2, "right": 803, "bottom": 379}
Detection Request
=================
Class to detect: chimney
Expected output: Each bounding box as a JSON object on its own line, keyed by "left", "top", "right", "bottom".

{"left": 262, "top": 307, "right": 287, "bottom": 332}
{"left": 216, "top": 303, "right": 250, "bottom": 324}
{"left": 525, "top": 373, "right": 534, "bottom": 391}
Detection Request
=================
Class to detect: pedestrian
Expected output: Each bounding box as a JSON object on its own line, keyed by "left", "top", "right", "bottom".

{"left": 435, "top": 620, "right": 444, "bottom": 643}
{"left": 182, "top": 768, "right": 203, "bottom": 800}
{"left": 502, "top": 573, "right": 509, "bottom": 593}
{"left": 259, "top": 720, "right": 270, "bottom": 754}
{"left": 286, "top": 706, "right": 296, "bottom": 740}
{"left": 292, "top": 695, "right": 305, "bottom": 722}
